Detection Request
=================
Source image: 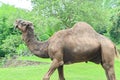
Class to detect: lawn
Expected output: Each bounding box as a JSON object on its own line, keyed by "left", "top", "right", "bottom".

{"left": 0, "top": 56, "right": 120, "bottom": 80}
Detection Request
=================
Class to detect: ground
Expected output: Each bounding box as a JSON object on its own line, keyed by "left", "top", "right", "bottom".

{"left": 0, "top": 56, "right": 120, "bottom": 80}
{"left": 3, "top": 59, "right": 49, "bottom": 68}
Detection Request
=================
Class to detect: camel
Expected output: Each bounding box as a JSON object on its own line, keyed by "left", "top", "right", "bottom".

{"left": 14, "top": 19, "right": 118, "bottom": 80}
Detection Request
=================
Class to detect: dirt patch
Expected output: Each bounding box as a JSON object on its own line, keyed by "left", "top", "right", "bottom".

{"left": 3, "top": 59, "right": 49, "bottom": 68}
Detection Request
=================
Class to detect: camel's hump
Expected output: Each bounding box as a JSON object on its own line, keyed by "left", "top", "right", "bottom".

{"left": 72, "top": 22, "right": 96, "bottom": 33}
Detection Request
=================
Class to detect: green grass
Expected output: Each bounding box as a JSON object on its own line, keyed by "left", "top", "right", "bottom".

{"left": 0, "top": 56, "right": 120, "bottom": 80}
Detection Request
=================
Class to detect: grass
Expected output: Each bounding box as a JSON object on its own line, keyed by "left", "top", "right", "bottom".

{"left": 0, "top": 56, "right": 120, "bottom": 80}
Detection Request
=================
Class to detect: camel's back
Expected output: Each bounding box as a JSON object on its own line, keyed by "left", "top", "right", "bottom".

{"left": 49, "top": 22, "right": 98, "bottom": 43}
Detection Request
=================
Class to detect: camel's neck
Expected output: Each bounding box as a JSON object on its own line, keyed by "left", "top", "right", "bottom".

{"left": 22, "top": 29, "right": 49, "bottom": 58}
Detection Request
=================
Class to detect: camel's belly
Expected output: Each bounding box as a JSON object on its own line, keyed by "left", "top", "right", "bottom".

{"left": 63, "top": 42, "right": 101, "bottom": 64}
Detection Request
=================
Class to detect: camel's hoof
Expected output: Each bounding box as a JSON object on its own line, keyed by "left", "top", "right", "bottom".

{"left": 43, "top": 77, "right": 49, "bottom": 80}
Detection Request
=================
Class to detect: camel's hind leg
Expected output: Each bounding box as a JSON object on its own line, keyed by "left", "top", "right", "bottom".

{"left": 101, "top": 47, "right": 116, "bottom": 80}
{"left": 101, "top": 61, "right": 116, "bottom": 80}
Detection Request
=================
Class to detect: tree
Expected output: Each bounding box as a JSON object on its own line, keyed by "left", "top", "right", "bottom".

{"left": 32, "top": 0, "right": 111, "bottom": 34}
{"left": 109, "top": 1, "right": 120, "bottom": 43}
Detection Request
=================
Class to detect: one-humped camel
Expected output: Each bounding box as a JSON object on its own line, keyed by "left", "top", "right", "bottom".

{"left": 14, "top": 19, "right": 118, "bottom": 80}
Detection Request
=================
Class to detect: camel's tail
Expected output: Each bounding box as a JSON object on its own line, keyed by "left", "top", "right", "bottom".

{"left": 114, "top": 46, "right": 120, "bottom": 59}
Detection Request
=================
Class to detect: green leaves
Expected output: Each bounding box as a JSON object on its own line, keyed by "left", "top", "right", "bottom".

{"left": 1, "top": 35, "right": 22, "bottom": 55}
{"left": 0, "top": 0, "right": 120, "bottom": 57}
{"left": 32, "top": 0, "right": 111, "bottom": 34}
{"left": 110, "top": 12, "right": 120, "bottom": 43}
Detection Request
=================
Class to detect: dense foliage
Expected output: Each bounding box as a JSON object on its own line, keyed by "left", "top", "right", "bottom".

{"left": 109, "top": 1, "right": 120, "bottom": 43}
{"left": 0, "top": 0, "right": 120, "bottom": 57}
{"left": 32, "top": 0, "right": 110, "bottom": 34}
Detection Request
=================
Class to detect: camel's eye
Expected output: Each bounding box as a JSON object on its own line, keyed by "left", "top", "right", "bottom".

{"left": 21, "top": 23, "right": 26, "bottom": 26}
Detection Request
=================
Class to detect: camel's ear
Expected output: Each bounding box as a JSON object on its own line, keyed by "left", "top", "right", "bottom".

{"left": 26, "top": 22, "right": 34, "bottom": 30}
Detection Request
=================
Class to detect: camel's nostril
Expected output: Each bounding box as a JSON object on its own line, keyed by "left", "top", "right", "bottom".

{"left": 16, "top": 25, "right": 18, "bottom": 28}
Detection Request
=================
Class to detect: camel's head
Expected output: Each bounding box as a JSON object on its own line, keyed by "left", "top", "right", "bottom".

{"left": 14, "top": 19, "right": 34, "bottom": 32}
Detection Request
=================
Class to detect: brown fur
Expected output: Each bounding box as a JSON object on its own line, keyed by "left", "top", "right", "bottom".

{"left": 15, "top": 19, "right": 117, "bottom": 80}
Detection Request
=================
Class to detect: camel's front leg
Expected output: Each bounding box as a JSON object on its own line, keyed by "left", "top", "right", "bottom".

{"left": 58, "top": 65, "right": 65, "bottom": 80}
{"left": 43, "top": 59, "right": 63, "bottom": 80}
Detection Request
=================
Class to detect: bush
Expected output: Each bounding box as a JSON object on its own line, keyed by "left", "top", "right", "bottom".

{"left": 1, "top": 35, "right": 22, "bottom": 57}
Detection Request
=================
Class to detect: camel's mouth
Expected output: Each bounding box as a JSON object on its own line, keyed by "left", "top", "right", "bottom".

{"left": 13, "top": 22, "right": 18, "bottom": 30}
{"left": 14, "top": 23, "right": 18, "bottom": 29}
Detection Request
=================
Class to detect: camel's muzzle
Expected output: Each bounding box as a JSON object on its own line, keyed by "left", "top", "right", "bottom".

{"left": 14, "top": 24, "right": 18, "bottom": 30}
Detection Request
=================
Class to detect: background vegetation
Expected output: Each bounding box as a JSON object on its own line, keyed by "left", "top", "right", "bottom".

{"left": 0, "top": 0, "right": 120, "bottom": 80}
{"left": 0, "top": 0, "right": 120, "bottom": 57}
